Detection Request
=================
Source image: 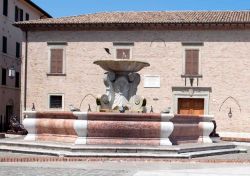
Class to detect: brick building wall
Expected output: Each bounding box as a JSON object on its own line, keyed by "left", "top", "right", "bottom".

{"left": 0, "top": 0, "right": 50, "bottom": 131}
{"left": 22, "top": 30, "right": 250, "bottom": 134}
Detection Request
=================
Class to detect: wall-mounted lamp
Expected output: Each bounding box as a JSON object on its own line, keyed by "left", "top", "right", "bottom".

{"left": 228, "top": 107, "right": 232, "bottom": 118}
{"left": 8, "top": 66, "right": 15, "bottom": 79}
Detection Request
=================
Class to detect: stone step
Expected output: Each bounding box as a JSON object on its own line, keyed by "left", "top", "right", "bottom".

{"left": 177, "top": 144, "right": 237, "bottom": 153}
{"left": 186, "top": 148, "right": 247, "bottom": 158}
{"left": 0, "top": 140, "right": 237, "bottom": 154}
{"left": 0, "top": 145, "right": 245, "bottom": 159}
{"left": 0, "top": 139, "right": 246, "bottom": 159}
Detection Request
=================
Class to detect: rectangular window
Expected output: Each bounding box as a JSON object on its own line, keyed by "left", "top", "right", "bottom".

{"left": 50, "top": 49, "right": 63, "bottom": 73}
{"left": 113, "top": 42, "right": 133, "bottom": 59}
{"left": 2, "top": 68, "right": 6, "bottom": 85}
{"left": 185, "top": 49, "right": 199, "bottom": 75}
{"left": 16, "top": 42, "right": 20, "bottom": 58}
{"left": 116, "top": 49, "right": 130, "bottom": 59}
{"left": 19, "top": 9, "right": 23, "bottom": 21}
{"left": 49, "top": 95, "right": 63, "bottom": 109}
{"left": 25, "top": 13, "right": 29, "bottom": 21}
{"left": 3, "top": 0, "right": 8, "bottom": 16}
{"left": 2, "top": 36, "right": 7, "bottom": 53}
{"left": 15, "top": 6, "right": 19, "bottom": 22}
{"left": 15, "top": 72, "right": 20, "bottom": 88}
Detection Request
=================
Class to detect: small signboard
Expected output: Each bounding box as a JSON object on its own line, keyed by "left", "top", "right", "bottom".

{"left": 144, "top": 75, "right": 160, "bottom": 88}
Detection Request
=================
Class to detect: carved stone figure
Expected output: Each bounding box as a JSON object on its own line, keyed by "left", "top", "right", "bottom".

{"left": 8, "top": 116, "right": 28, "bottom": 135}
{"left": 94, "top": 60, "right": 150, "bottom": 112}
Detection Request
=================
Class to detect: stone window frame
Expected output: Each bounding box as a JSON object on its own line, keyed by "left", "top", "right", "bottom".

{"left": 113, "top": 42, "right": 134, "bottom": 59}
{"left": 172, "top": 87, "right": 211, "bottom": 115}
{"left": 182, "top": 45, "right": 203, "bottom": 77}
{"left": 47, "top": 43, "right": 67, "bottom": 75}
{"left": 48, "top": 93, "right": 64, "bottom": 111}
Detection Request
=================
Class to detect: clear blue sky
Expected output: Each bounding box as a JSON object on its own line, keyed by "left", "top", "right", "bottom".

{"left": 32, "top": 0, "right": 250, "bottom": 18}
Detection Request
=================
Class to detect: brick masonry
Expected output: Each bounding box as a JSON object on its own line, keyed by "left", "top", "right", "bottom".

{"left": 22, "top": 30, "right": 250, "bottom": 134}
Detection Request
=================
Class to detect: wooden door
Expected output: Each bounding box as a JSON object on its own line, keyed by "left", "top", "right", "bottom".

{"left": 178, "top": 98, "right": 204, "bottom": 115}
{"left": 5, "top": 105, "right": 13, "bottom": 131}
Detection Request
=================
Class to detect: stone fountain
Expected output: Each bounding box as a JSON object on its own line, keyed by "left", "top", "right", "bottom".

{"left": 94, "top": 60, "right": 149, "bottom": 112}
{"left": 22, "top": 59, "right": 214, "bottom": 146}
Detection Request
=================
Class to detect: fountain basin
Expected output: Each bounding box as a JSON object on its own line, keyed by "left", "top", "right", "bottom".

{"left": 93, "top": 60, "right": 150, "bottom": 72}
{"left": 23, "top": 111, "right": 173, "bottom": 145}
{"left": 23, "top": 111, "right": 214, "bottom": 145}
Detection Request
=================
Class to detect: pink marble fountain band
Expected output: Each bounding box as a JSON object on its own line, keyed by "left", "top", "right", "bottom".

{"left": 87, "top": 112, "right": 161, "bottom": 121}
{"left": 22, "top": 111, "right": 214, "bottom": 145}
{"left": 36, "top": 111, "right": 78, "bottom": 119}
{"left": 170, "top": 115, "right": 214, "bottom": 144}
{"left": 23, "top": 111, "right": 174, "bottom": 145}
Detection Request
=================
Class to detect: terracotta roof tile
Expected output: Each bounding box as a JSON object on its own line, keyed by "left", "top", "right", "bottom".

{"left": 15, "top": 11, "right": 250, "bottom": 31}
{"left": 15, "top": 11, "right": 250, "bottom": 25}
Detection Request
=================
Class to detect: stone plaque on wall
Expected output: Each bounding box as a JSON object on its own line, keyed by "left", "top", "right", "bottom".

{"left": 144, "top": 75, "right": 160, "bottom": 88}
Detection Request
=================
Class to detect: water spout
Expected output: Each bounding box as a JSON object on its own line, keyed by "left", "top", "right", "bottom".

{"left": 79, "top": 93, "right": 97, "bottom": 111}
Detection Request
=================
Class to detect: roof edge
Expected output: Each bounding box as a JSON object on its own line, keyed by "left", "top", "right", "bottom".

{"left": 14, "top": 22, "right": 250, "bottom": 31}
{"left": 24, "top": 0, "right": 52, "bottom": 18}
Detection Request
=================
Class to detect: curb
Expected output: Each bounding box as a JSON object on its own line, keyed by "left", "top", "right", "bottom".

{"left": 0, "top": 156, "right": 250, "bottom": 163}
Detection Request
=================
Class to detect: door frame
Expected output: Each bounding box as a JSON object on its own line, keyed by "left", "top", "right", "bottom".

{"left": 172, "top": 87, "right": 211, "bottom": 115}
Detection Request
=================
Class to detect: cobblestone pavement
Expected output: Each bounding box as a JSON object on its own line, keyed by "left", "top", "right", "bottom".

{"left": 0, "top": 161, "right": 250, "bottom": 176}
{"left": 0, "top": 166, "right": 130, "bottom": 176}
{"left": 0, "top": 140, "right": 250, "bottom": 175}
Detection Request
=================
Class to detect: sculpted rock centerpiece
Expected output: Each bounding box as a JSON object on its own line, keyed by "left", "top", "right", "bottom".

{"left": 94, "top": 60, "right": 150, "bottom": 112}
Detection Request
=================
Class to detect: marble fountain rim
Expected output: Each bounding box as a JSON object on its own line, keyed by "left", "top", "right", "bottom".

{"left": 23, "top": 111, "right": 174, "bottom": 121}
{"left": 93, "top": 59, "right": 150, "bottom": 72}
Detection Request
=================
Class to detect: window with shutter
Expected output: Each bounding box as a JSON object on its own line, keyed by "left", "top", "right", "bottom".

{"left": 116, "top": 49, "right": 130, "bottom": 59}
{"left": 3, "top": 0, "right": 8, "bottom": 16}
{"left": 2, "top": 36, "right": 7, "bottom": 53}
{"left": 50, "top": 49, "right": 63, "bottom": 74}
{"left": 15, "top": 6, "right": 19, "bottom": 21}
{"left": 47, "top": 43, "right": 67, "bottom": 76}
{"left": 25, "top": 13, "right": 29, "bottom": 21}
{"left": 2, "top": 68, "right": 6, "bottom": 85}
{"left": 16, "top": 42, "right": 20, "bottom": 58}
{"left": 185, "top": 49, "right": 199, "bottom": 76}
{"left": 113, "top": 42, "right": 133, "bottom": 59}
{"left": 15, "top": 72, "right": 20, "bottom": 88}
{"left": 19, "top": 9, "right": 23, "bottom": 21}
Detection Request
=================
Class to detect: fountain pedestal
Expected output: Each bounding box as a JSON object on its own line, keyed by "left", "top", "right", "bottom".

{"left": 94, "top": 60, "right": 149, "bottom": 112}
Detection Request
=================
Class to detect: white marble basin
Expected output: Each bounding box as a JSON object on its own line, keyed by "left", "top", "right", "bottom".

{"left": 94, "top": 60, "right": 150, "bottom": 72}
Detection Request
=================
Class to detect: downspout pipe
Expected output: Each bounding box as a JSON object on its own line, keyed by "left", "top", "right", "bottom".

{"left": 24, "top": 31, "right": 28, "bottom": 111}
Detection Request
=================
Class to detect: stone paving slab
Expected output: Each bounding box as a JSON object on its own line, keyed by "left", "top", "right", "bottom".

{"left": 0, "top": 161, "right": 250, "bottom": 176}
{"left": 0, "top": 167, "right": 129, "bottom": 176}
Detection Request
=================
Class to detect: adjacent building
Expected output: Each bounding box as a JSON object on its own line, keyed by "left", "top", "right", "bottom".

{"left": 15, "top": 11, "right": 250, "bottom": 141}
{"left": 0, "top": 0, "right": 51, "bottom": 131}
